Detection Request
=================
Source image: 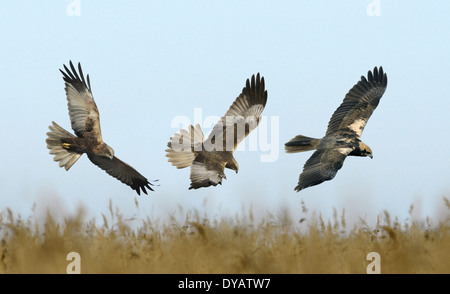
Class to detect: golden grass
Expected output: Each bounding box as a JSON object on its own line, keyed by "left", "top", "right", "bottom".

{"left": 0, "top": 198, "right": 449, "bottom": 274}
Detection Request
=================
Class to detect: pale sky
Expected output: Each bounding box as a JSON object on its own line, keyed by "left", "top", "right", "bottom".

{"left": 1, "top": 1, "right": 449, "bottom": 228}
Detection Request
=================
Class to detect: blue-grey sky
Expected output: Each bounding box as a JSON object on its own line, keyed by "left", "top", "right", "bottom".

{"left": 1, "top": 1, "right": 449, "bottom": 227}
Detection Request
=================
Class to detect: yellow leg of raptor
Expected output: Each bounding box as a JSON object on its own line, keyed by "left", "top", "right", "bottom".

{"left": 61, "top": 142, "right": 71, "bottom": 149}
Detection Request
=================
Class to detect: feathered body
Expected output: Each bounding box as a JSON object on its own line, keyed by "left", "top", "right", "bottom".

{"left": 46, "top": 61, "right": 155, "bottom": 195}
{"left": 285, "top": 67, "right": 388, "bottom": 192}
{"left": 166, "top": 73, "right": 267, "bottom": 189}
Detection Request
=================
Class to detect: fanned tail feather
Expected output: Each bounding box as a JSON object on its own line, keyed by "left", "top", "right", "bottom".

{"left": 46, "top": 121, "right": 82, "bottom": 170}
{"left": 166, "top": 124, "right": 204, "bottom": 169}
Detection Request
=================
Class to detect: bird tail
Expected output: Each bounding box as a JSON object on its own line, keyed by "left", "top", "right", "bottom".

{"left": 46, "top": 121, "right": 82, "bottom": 171}
{"left": 166, "top": 124, "right": 204, "bottom": 169}
{"left": 285, "top": 135, "right": 321, "bottom": 153}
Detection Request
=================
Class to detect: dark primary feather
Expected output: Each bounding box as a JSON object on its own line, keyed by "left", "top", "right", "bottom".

{"left": 87, "top": 154, "right": 154, "bottom": 195}
{"left": 326, "top": 66, "right": 387, "bottom": 136}
{"left": 60, "top": 61, "right": 92, "bottom": 94}
{"left": 295, "top": 148, "right": 349, "bottom": 192}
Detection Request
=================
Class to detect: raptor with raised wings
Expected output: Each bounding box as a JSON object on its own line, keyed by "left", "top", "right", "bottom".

{"left": 46, "top": 61, "right": 155, "bottom": 195}
{"left": 285, "top": 66, "right": 387, "bottom": 192}
{"left": 166, "top": 73, "right": 268, "bottom": 189}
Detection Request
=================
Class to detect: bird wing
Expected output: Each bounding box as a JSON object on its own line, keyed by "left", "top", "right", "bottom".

{"left": 60, "top": 61, "right": 102, "bottom": 139}
{"left": 87, "top": 154, "right": 154, "bottom": 195}
{"left": 295, "top": 147, "right": 351, "bottom": 192}
{"left": 204, "top": 73, "right": 268, "bottom": 152}
{"left": 325, "top": 66, "right": 387, "bottom": 137}
{"left": 189, "top": 160, "right": 226, "bottom": 190}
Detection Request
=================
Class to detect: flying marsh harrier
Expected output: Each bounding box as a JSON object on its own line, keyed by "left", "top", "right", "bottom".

{"left": 285, "top": 66, "right": 387, "bottom": 192}
{"left": 166, "top": 73, "right": 267, "bottom": 189}
{"left": 46, "top": 61, "right": 155, "bottom": 195}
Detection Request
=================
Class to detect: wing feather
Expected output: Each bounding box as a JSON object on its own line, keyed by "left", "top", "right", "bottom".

{"left": 189, "top": 161, "right": 225, "bottom": 190}
{"left": 295, "top": 148, "right": 350, "bottom": 192}
{"left": 87, "top": 154, "right": 154, "bottom": 195}
{"left": 60, "top": 61, "right": 102, "bottom": 139}
{"left": 205, "top": 73, "right": 268, "bottom": 151}
{"left": 326, "top": 66, "right": 387, "bottom": 137}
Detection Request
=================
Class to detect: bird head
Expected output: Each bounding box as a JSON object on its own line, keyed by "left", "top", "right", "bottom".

{"left": 103, "top": 145, "right": 115, "bottom": 160}
{"left": 226, "top": 157, "right": 239, "bottom": 173}
{"left": 359, "top": 142, "right": 373, "bottom": 159}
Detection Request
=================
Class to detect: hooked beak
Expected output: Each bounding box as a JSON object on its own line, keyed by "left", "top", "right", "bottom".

{"left": 369, "top": 154, "right": 373, "bottom": 159}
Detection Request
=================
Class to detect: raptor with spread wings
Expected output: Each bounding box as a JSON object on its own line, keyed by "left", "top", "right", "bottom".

{"left": 46, "top": 61, "right": 155, "bottom": 195}
{"left": 285, "top": 66, "right": 387, "bottom": 192}
{"left": 166, "top": 73, "right": 267, "bottom": 189}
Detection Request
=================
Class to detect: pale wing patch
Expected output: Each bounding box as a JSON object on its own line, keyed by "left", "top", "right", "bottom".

{"left": 66, "top": 83, "right": 101, "bottom": 137}
{"left": 224, "top": 95, "right": 250, "bottom": 117}
{"left": 206, "top": 73, "right": 267, "bottom": 152}
{"left": 347, "top": 118, "right": 367, "bottom": 136}
{"left": 224, "top": 102, "right": 264, "bottom": 126}
{"left": 336, "top": 147, "right": 353, "bottom": 155}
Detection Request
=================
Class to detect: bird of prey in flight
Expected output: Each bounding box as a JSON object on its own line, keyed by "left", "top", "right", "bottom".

{"left": 285, "top": 66, "right": 387, "bottom": 192}
{"left": 46, "top": 61, "right": 155, "bottom": 195}
{"left": 166, "top": 73, "right": 268, "bottom": 189}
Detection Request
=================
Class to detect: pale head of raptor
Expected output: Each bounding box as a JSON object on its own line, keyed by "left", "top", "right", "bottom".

{"left": 358, "top": 142, "right": 373, "bottom": 159}
{"left": 225, "top": 157, "right": 239, "bottom": 173}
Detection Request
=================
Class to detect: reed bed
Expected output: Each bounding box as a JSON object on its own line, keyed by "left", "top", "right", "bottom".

{"left": 0, "top": 198, "right": 449, "bottom": 274}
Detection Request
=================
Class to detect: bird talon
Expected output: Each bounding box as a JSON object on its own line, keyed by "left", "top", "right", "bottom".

{"left": 61, "top": 142, "right": 71, "bottom": 149}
